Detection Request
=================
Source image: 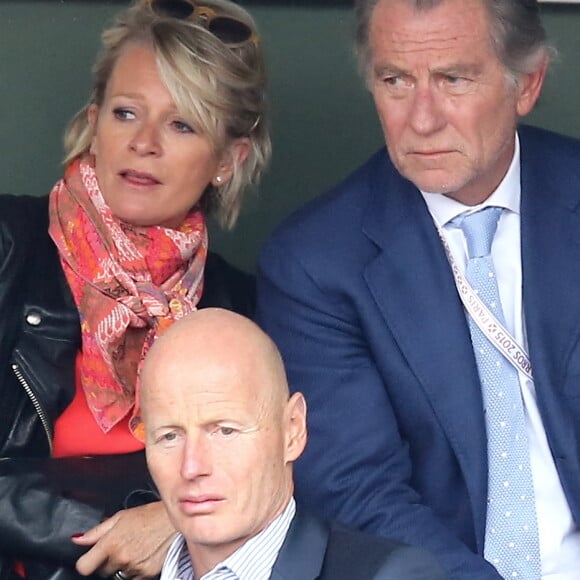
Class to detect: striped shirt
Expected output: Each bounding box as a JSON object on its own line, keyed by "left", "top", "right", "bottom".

{"left": 160, "top": 498, "right": 296, "bottom": 580}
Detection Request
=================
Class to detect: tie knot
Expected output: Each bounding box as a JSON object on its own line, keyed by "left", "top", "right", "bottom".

{"left": 453, "top": 206, "right": 503, "bottom": 258}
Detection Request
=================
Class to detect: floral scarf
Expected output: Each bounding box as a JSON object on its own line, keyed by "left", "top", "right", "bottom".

{"left": 49, "top": 159, "right": 207, "bottom": 440}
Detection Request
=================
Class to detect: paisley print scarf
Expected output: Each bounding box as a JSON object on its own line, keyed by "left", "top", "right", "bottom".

{"left": 49, "top": 159, "right": 207, "bottom": 440}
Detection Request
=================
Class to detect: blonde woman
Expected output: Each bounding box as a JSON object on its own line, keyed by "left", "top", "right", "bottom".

{"left": 0, "top": 1, "right": 269, "bottom": 578}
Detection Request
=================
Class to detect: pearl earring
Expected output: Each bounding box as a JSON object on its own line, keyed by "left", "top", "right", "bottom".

{"left": 216, "top": 175, "right": 223, "bottom": 184}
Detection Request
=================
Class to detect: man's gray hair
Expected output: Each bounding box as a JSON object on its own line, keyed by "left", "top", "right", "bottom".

{"left": 354, "top": 0, "right": 555, "bottom": 82}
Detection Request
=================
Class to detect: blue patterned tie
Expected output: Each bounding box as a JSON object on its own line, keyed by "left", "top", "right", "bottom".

{"left": 454, "top": 207, "right": 541, "bottom": 579}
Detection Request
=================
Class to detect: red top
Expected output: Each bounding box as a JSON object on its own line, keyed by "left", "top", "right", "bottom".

{"left": 52, "top": 353, "right": 144, "bottom": 458}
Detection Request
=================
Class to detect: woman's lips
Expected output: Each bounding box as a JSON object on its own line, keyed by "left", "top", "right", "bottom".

{"left": 119, "top": 169, "right": 161, "bottom": 186}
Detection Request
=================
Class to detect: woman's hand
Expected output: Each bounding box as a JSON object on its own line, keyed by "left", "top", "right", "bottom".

{"left": 72, "top": 501, "right": 176, "bottom": 579}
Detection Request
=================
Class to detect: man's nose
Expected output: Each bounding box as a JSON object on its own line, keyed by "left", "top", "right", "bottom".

{"left": 408, "top": 85, "right": 446, "bottom": 135}
{"left": 181, "top": 434, "right": 212, "bottom": 480}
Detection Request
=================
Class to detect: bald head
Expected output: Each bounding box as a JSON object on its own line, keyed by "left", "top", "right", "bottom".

{"left": 141, "top": 308, "right": 290, "bottom": 420}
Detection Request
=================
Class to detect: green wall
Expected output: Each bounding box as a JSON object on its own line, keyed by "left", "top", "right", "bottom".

{"left": 1, "top": 1, "right": 579, "bottom": 270}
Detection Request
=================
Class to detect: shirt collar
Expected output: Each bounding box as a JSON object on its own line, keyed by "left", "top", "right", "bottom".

{"left": 218, "top": 498, "right": 296, "bottom": 580}
{"left": 421, "top": 132, "right": 521, "bottom": 228}
{"left": 162, "top": 534, "right": 194, "bottom": 580}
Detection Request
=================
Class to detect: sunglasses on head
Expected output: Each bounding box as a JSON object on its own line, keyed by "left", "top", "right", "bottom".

{"left": 149, "top": 0, "right": 257, "bottom": 48}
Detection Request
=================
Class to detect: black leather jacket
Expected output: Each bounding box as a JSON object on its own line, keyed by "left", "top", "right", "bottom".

{"left": 0, "top": 195, "right": 255, "bottom": 579}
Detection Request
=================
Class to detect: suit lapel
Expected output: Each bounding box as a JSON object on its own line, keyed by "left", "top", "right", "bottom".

{"left": 269, "top": 510, "right": 328, "bottom": 580}
{"left": 361, "top": 157, "right": 488, "bottom": 546}
{"left": 520, "top": 127, "right": 580, "bottom": 468}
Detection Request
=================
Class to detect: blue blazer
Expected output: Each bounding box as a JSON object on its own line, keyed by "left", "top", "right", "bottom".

{"left": 257, "top": 125, "right": 580, "bottom": 579}
{"left": 271, "top": 509, "right": 446, "bottom": 579}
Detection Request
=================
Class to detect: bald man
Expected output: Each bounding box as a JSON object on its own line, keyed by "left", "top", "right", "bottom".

{"left": 139, "top": 308, "right": 445, "bottom": 580}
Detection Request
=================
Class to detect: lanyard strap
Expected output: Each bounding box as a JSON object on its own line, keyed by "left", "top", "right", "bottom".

{"left": 438, "top": 229, "right": 533, "bottom": 380}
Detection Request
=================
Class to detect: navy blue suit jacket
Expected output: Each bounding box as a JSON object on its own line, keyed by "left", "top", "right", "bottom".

{"left": 257, "top": 125, "right": 580, "bottom": 579}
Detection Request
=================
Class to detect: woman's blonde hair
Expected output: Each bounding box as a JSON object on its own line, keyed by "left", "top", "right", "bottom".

{"left": 64, "top": 0, "right": 271, "bottom": 228}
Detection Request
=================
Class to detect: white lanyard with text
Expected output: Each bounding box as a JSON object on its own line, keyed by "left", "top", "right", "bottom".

{"left": 438, "top": 228, "right": 533, "bottom": 380}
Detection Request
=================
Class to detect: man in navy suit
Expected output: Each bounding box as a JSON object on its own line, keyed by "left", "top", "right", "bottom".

{"left": 139, "top": 309, "right": 445, "bottom": 580}
{"left": 257, "top": 0, "right": 580, "bottom": 578}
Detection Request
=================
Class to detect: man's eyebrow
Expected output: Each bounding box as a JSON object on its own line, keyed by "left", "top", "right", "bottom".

{"left": 372, "top": 62, "right": 484, "bottom": 78}
{"left": 433, "top": 63, "right": 483, "bottom": 77}
{"left": 149, "top": 422, "right": 182, "bottom": 433}
{"left": 372, "top": 63, "right": 406, "bottom": 77}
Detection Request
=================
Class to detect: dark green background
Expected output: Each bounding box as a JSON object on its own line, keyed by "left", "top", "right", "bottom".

{"left": 1, "top": 1, "right": 579, "bottom": 270}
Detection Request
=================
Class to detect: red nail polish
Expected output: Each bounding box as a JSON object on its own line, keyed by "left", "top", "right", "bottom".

{"left": 71, "top": 533, "right": 84, "bottom": 539}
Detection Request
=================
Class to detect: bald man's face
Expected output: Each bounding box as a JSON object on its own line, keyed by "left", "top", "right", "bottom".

{"left": 142, "top": 332, "right": 304, "bottom": 564}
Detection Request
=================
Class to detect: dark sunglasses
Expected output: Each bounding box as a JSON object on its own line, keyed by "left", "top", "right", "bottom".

{"left": 149, "top": 0, "right": 257, "bottom": 48}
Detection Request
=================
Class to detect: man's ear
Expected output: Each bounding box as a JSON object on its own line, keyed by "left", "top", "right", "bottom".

{"left": 283, "top": 392, "right": 307, "bottom": 464}
{"left": 515, "top": 55, "right": 549, "bottom": 117}
{"left": 211, "top": 138, "right": 251, "bottom": 187}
